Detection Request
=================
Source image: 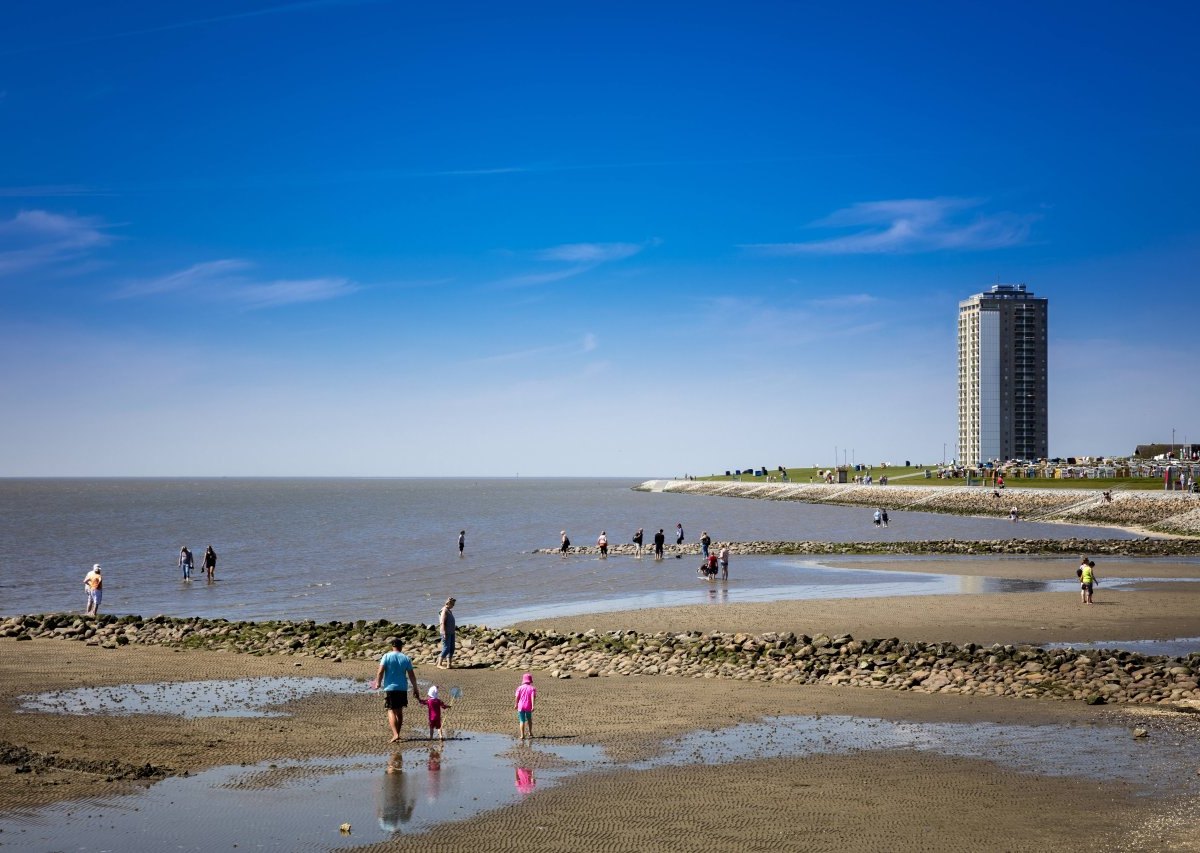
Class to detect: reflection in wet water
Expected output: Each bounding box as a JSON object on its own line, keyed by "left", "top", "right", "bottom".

{"left": 632, "top": 715, "right": 1200, "bottom": 795}
{"left": 2, "top": 716, "right": 1196, "bottom": 851}
{"left": 0, "top": 735, "right": 604, "bottom": 852}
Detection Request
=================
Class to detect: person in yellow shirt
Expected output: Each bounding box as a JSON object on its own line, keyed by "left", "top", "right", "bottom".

{"left": 83, "top": 564, "right": 103, "bottom": 616}
{"left": 1078, "top": 557, "right": 1097, "bottom": 605}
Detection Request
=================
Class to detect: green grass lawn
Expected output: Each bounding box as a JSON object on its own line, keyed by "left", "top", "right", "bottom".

{"left": 701, "top": 466, "right": 1170, "bottom": 491}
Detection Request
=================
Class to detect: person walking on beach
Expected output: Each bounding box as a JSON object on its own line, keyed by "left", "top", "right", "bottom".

{"left": 1078, "top": 557, "right": 1098, "bottom": 605}
{"left": 371, "top": 636, "right": 419, "bottom": 743}
{"left": 437, "top": 597, "right": 456, "bottom": 669}
{"left": 515, "top": 672, "right": 537, "bottom": 741}
{"left": 458, "top": 530, "right": 465, "bottom": 557}
{"left": 597, "top": 531, "right": 608, "bottom": 558}
{"left": 83, "top": 564, "right": 103, "bottom": 616}
{"left": 700, "top": 531, "right": 711, "bottom": 559}
{"left": 202, "top": 545, "right": 217, "bottom": 582}
{"left": 632, "top": 528, "right": 644, "bottom": 558}
{"left": 719, "top": 545, "right": 730, "bottom": 581}
{"left": 179, "top": 546, "right": 194, "bottom": 581}
{"left": 653, "top": 529, "right": 665, "bottom": 561}
{"left": 881, "top": 509, "right": 889, "bottom": 528}
{"left": 418, "top": 685, "right": 450, "bottom": 741}
{"left": 559, "top": 531, "right": 570, "bottom": 556}
{"left": 872, "top": 509, "right": 882, "bottom": 527}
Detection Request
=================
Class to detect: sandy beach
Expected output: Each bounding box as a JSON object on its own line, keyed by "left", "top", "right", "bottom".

{"left": 3, "top": 560, "right": 1199, "bottom": 852}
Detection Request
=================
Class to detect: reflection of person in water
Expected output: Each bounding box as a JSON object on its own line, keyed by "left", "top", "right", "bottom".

{"left": 426, "top": 745, "right": 443, "bottom": 801}
{"left": 515, "top": 766, "right": 536, "bottom": 795}
{"left": 377, "top": 753, "right": 416, "bottom": 832}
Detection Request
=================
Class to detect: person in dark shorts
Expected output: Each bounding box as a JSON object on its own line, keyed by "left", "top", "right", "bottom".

{"left": 202, "top": 545, "right": 217, "bottom": 582}
{"left": 653, "top": 529, "right": 665, "bottom": 561}
{"left": 458, "top": 530, "right": 465, "bottom": 557}
{"left": 371, "top": 636, "right": 419, "bottom": 742}
{"left": 560, "top": 530, "right": 570, "bottom": 556}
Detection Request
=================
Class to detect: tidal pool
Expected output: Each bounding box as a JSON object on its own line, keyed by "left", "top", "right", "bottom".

{"left": 1, "top": 716, "right": 1196, "bottom": 851}
{"left": 17, "top": 676, "right": 365, "bottom": 717}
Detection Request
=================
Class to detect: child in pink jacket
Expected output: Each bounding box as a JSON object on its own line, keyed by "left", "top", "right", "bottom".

{"left": 418, "top": 685, "right": 450, "bottom": 741}
{"left": 514, "top": 672, "right": 537, "bottom": 740}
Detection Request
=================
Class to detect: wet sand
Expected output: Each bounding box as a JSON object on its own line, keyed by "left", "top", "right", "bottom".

{"left": 3, "top": 567, "right": 1199, "bottom": 851}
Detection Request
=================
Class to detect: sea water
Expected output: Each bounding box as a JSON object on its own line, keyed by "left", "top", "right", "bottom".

{"left": 0, "top": 477, "right": 1139, "bottom": 625}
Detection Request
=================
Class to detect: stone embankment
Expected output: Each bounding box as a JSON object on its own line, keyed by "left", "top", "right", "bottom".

{"left": 4, "top": 614, "right": 1197, "bottom": 708}
{"left": 634, "top": 481, "right": 1200, "bottom": 536}
{"left": 536, "top": 538, "right": 1200, "bottom": 557}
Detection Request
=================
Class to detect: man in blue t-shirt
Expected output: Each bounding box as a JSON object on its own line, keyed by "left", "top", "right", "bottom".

{"left": 371, "top": 636, "right": 420, "bottom": 742}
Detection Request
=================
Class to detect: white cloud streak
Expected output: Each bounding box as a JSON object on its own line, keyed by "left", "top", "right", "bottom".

{"left": 115, "top": 258, "right": 358, "bottom": 308}
{"left": 536, "top": 242, "right": 645, "bottom": 263}
{"left": 0, "top": 209, "right": 111, "bottom": 277}
{"left": 746, "top": 198, "right": 1035, "bottom": 255}
{"left": 491, "top": 240, "right": 657, "bottom": 289}
{"left": 471, "top": 334, "right": 599, "bottom": 364}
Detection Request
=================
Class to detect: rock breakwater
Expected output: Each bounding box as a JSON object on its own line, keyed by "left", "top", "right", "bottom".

{"left": 5, "top": 614, "right": 1197, "bottom": 708}
{"left": 635, "top": 481, "right": 1200, "bottom": 536}
{"left": 536, "top": 538, "right": 1200, "bottom": 557}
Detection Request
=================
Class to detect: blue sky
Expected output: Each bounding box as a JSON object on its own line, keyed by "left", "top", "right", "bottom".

{"left": 2, "top": 1, "right": 1198, "bottom": 476}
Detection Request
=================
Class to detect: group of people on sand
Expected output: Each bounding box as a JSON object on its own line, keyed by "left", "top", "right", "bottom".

{"left": 371, "top": 633, "right": 537, "bottom": 744}
{"left": 178, "top": 545, "right": 217, "bottom": 582}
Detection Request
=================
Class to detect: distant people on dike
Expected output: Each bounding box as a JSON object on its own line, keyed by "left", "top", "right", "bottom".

{"left": 371, "top": 636, "right": 420, "bottom": 743}
{"left": 202, "top": 545, "right": 217, "bottom": 582}
{"left": 515, "top": 672, "right": 537, "bottom": 741}
{"left": 559, "top": 531, "right": 570, "bottom": 556}
{"left": 1078, "top": 557, "right": 1098, "bottom": 605}
{"left": 438, "top": 597, "right": 456, "bottom": 669}
{"left": 653, "top": 528, "right": 665, "bottom": 560}
{"left": 597, "top": 531, "right": 608, "bottom": 558}
{"left": 83, "top": 564, "right": 103, "bottom": 616}
{"left": 179, "top": 546, "right": 194, "bottom": 581}
{"left": 700, "top": 531, "right": 711, "bottom": 559}
{"left": 458, "top": 530, "right": 466, "bottom": 557}
{"left": 632, "top": 527, "right": 644, "bottom": 558}
{"left": 719, "top": 545, "right": 730, "bottom": 580}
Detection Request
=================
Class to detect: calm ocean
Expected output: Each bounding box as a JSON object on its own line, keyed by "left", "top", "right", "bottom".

{"left": 0, "top": 478, "right": 1135, "bottom": 626}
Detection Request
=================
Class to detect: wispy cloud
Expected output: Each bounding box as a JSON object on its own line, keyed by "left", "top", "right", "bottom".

{"left": 746, "top": 198, "right": 1035, "bottom": 255}
{"left": 536, "top": 242, "right": 645, "bottom": 263}
{"left": 808, "top": 293, "right": 878, "bottom": 308}
{"left": 471, "top": 334, "right": 599, "bottom": 364}
{"left": 0, "top": 209, "right": 112, "bottom": 277}
{"left": 491, "top": 239, "right": 657, "bottom": 289}
{"left": 115, "top": 258, "right": 358, "bottom": 308}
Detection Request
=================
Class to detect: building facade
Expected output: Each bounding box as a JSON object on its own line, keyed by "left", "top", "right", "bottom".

{"left": 957, "top": 284, "right": 1048, "bottom": 466}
